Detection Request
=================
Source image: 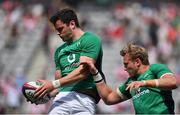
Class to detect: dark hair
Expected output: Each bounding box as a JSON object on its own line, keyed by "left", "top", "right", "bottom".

{"left": 50, "top": 8, "right": 80, "bottom": 27}
{"left": 120, "top": 43, "right": 149, "bottom": 65}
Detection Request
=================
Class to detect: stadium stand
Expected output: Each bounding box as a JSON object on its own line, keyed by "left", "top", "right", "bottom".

{"left": 0, "top": 0, "right": 180, "bottom": 114}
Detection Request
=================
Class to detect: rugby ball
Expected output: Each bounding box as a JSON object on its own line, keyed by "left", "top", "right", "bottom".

{"left": 22, "top": 81, "right": 50, "bottom": 104}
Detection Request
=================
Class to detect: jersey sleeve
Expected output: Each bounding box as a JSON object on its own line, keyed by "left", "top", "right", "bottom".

{"left": 151, "top": 64, "right": 173, "bottom": 79}
{"left": 80, "top": 33, "right": 101, "bottom": 60}
{"left": 54, "top": 48, "right": 61, "bottom": 70}
{"left": 118, "top": 80, "right": 132, "bottom": 99}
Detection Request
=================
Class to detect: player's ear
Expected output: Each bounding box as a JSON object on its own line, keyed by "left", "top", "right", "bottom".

{"left": 69, "top": 20, "right": 76, "bottom": 30}
{"left": 135, "top": 58, "right": 141, "bottom": 67}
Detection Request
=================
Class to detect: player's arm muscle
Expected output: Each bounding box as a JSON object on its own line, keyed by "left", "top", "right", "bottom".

{"left": 158, "top": 74, "right": 177, "bottom": 89}
{"left": 59, "top": 65, "right": 88, "bottom": 86}
{"left": 143, "top": 74, "right": 177, "bottom": 90}
{"left": 96, "top": 82, "right": 126, "bottom": 105}
{"left": 59, "top": 56, "right": 94, "bottom": 86}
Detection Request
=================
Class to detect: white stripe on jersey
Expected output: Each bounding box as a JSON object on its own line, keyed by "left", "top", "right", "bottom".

{"left": 116, "top": 88, "right": 129, "bottom": 102}
{"left": 160, "top": 73, "right": 174, "bottom": 78}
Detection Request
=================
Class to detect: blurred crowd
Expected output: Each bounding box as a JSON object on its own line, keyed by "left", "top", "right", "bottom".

{"left": 0, "top": 0, "right": 64, "bottom": 113}
{"left": 0, "top": 0, "right": 180, "bottom": 114}
{"left": 103, "top": 2, "right": 180, "bottom": 67}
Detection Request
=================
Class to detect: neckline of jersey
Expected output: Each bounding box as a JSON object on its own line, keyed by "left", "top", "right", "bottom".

{"left": 67, "top": 32, "right": 88, "bottom": 45}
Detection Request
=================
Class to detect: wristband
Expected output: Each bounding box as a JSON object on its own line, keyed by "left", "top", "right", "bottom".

{"left": 155, "top": 79, "right": 159, "bottom": 87}
{"left": 93, "top": 72, "right": 103, "bottom": 83}
{"left": 52, "top": 80, "right": 61, "bottom": 88}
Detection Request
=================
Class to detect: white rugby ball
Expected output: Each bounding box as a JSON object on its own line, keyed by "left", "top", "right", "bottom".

{"left": 22, "top": 81, "right": 50, "bottom": 104}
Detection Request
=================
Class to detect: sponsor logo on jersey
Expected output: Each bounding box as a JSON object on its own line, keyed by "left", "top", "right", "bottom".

{"left": 67, "top": 54, "right": 76, "bottom": 63}
{"left": 64, "top": 62, "right": 80, "bottom": 71}
{"left": 64, "top": 53, "right": 80, "bottom": 71}
{"left": 133, "top": 88, "right": 150, "bottom": 100}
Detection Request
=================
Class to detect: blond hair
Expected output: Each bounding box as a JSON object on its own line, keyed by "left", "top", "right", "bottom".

{"left": 120, "top": 44, "right": 149, "bottom": 65}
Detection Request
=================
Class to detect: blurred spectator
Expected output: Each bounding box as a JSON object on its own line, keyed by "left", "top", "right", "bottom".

{"left": 0, "top": 58, "right": 4, "bottom": 75}
{"left": 132, "top": 27, "right": 144, "bottom": 46}
{"left": 42, "top": 19, "right": 51, "bottom": 55}
{"left": 100, "top": 26, "right": 112, "bottom": 46}
{"left": 5, "top": 23, "right": 19, "bottom": 50}
{"left": 23, "top": 12, "right": 37, "bottom": 32}
{"left": 0, "top": 105, "right": 6, "bottom": 114}
{"left": 148, "top": 18, "right": 159, "bottom": 47}
{"left": 0, "top": 80, "right": 6, "bottom": 114}
{"left": 4, "top": 74, "right": 20, "bottom": 114}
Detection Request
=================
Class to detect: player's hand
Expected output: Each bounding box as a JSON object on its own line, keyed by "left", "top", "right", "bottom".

{"left": 34, "top": 80, "right": 54, "bottom": 99}
{"left": 126, "top": 81, "right": 145, "bottom": 93}
{"left": 80, "top": 60, "right": 97, "bottom": 75}
{"left": 49, "top": 89, "right": 59, "bottom": 98}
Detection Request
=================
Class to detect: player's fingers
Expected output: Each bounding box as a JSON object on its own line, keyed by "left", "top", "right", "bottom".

{"left": 126, "top": 84, "right": 130, "bottom": 90}
{"left": 127, "top": 83, "right": 135, "bottom": 93}
{"left": 35, "top": 85, "right": 43, "bottom": 92}
{"left": 80, "top": 60, "right": 88, "bottom": 65}
{"left": 134, "top": 86, "right": 139, "bottom": 94}
{"left": 38, "top": 90, "right": 47, "bottom": 98}
{"left": 43, "top": 93, "right": 48, "bottom": 98}
{"left": 126, "top": 82, "right": 133, "bottom": 90}
{"left": 129, "top": 85, "right": 133, "bottom": 93}
{"left": 34, "top": 86, "right": 44, "bottom": 97}
{"left": 80, "top": 61, "right": 91, "bottom": 67}
{"left": 134, "top": 84, "right": 139, "bottom": 89}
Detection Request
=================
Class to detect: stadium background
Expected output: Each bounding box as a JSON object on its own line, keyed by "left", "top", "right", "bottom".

{"left": 0, "top": 0, "right": 180, "bottom": 114}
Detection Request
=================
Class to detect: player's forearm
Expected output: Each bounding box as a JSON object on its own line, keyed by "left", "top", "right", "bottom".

{"left": 143, "top": 77, "right": 177, "bottom": 90}
{"left": 92, "top": 72, "right": 111, "bottom": 100}
{"left": 96, "top": 82, "right": 120, "bottom": 105}
{"left": 93, "top": 72, "right": 123, "bottom": 105}
{"left": 157, "top": 77, "right": 177, "bottom": 89}
{"left": 59, "top": 72, "right": 88, "bottom": 86}
{"left": 52, "top": 65, "right": 88, "bottom": 88}
{"left": 96, "top": 82, "right": 112, "bottom": 99}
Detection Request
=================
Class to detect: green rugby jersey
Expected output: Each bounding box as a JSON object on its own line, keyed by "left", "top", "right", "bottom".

{"left": 54, "top": 32, "right": 104, "bottom": 92}
{"left": 118, "top": 64, "right": 175, "bottom": 114}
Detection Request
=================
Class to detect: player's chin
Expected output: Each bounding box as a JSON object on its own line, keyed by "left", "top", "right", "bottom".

{"left": 128, "top": 72, "right": 135, "bottom": 77}
{"left": 61, "top": 36, "right": 71, "bottom": 42}
{"left": 61, "top": 38, "right": 67, "bottom": 42}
